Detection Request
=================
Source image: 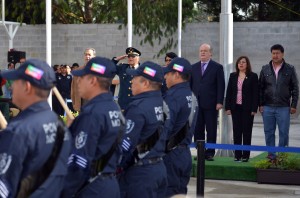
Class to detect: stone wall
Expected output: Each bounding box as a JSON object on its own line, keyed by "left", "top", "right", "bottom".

{"left": 1, "top": 22, "right": 300, "bottom": 73}
{"left": 1, "top": 22, "right": 300, "bottom": 115}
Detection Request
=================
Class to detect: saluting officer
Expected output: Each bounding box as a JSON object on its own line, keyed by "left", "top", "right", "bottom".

{"left": 61, "top": 57, "right": 124, "bottom": 198}
{"left": 112, "top": 47, "right": 141, "bottom": 110}
{"left": 118, "top": 61, "right": 168, "bottom": 198}
{"left": 163, "top": 57, "right": 198, "bottom": 197}
{"left": 0, "top": 59, "right": 71, "bottom": 198}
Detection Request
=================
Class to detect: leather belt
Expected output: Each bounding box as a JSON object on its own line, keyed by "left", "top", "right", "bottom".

{"left": 135, "top": 157, "right": 163, "bottom": 166}
{"left": 169, "top": 144, "right": 188, "bottom": 151}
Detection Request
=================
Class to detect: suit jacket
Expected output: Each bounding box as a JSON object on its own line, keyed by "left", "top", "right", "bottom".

{"left": 71, "top": 65, "right": 84, "bottom": 111}
{"left": 190, "top": 59, "right": 225, "bottom": 109}
{"left": 225, "top": 72, "right": 259, "bottom": 112}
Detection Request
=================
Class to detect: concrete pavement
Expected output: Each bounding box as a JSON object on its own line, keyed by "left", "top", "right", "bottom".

{"left": 186, "top": 116, "right": 300, "bottom": 198}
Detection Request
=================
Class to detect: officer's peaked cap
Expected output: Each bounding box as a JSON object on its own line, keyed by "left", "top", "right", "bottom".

{"left": 1, "top": 58, "right": 56, "bottom": 90}
{"left": 126, "top": 47, "right": 141, "bottom": 56}
{"left": 163, "top": 57, "right": 192, "bottom": 74}
{"left": 72, "top": 56, "right": 116, "bottom": 78}
{"left": 126, "top": 61, "right": 163, "bottom": 83}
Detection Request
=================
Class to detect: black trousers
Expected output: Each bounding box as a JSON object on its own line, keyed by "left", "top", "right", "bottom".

{"left": 194, "top": 108, "right": 218, "bottom": 157}
{"left": 231, "top": 104, "right": 254, "bottom": 159}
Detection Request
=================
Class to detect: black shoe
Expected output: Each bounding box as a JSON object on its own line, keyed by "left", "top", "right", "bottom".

{"left": 242, "top": 158, "right": 249, "bottom": 162}
{"left": 205, "top": 156, "right": 214, "bottom": 161}
{"left": 234, "top": 158, "right": 241, "bottom": 162}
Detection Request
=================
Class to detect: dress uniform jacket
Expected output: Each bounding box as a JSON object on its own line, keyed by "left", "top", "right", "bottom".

{"left": 0, "top": 101, "right": 71, "bottom": 198}
{"left": 113, "top": 59, "right": 138, "bottom": 110}
{"left": 62, "top": 93, "right": 122, "bottom": 198}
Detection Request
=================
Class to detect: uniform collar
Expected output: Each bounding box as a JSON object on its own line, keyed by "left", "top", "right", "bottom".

{"left": 168, "top": 81, "right": 189, "bottom": 90}
{"left": 83, "top": 92, "right": 113, "bottom": 107}
{"left": 132, "top": 90, "right": 162, "bottom": 100}
{"left": 16, "top": 100, "right": 50, "bottom": 119}
{"left": 129, "top": 63, "right": 140, "bottom": 69}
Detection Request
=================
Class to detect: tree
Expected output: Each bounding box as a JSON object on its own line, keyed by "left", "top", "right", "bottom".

{"left": 4, "top": 0, "right": 196, "bottom": 57}
{"left": 193, "top": 0, "right": 300, "bottom": 21}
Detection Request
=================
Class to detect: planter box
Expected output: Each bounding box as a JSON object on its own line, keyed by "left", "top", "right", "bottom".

{"left": 256, "top": 169, "right": 300, "bottom": 185}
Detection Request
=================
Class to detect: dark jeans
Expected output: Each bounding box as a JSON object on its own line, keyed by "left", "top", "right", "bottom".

{"left": 262, "top": 106, "right": 290, "bottom": 158}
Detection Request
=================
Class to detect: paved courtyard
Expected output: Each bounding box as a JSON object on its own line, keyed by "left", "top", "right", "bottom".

{"left": 187, "top": 115, "right": 300, "bottom": 198}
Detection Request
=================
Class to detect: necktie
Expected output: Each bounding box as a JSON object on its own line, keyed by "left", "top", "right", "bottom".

{"left": 201, "top": 62, "right": 206, "bottom": 75}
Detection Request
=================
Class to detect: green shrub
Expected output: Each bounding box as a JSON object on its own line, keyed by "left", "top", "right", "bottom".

{"left": 60, "top": 111, "right": 79, "bottom": 124}
{"left": 255, "top": 153, "right": 300, "bottom": 170}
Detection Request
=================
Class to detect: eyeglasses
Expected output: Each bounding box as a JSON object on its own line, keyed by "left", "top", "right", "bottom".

{"left": 165, "top": 58, "right": 172, "bottom": 62}
{"left": 128, "top": 55, "right": 138, "bottom": 58}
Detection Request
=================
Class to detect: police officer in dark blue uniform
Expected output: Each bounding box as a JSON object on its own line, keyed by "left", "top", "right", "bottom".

{"left": 161, "top": 52, "right": 178, "bottom": 96}
{"left": 163, "top": 57, "right": 198, "bottom": 197}
{"left": 53, "top": 64, "right": 73, "bottom": 115}
{"left": 112, "top": 47, "right": 141, "bottom": 110}
{"left": 61, "top": 57, "right": 124, "bottom": 198}
{"left": 118, "top": 61, "right": 168, "bottom": 198}
{"left": 0, "top": 59, "right": 71, "bottom": 198}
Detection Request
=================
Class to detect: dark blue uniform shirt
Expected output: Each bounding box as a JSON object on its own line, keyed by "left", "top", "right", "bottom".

{"left": 63, "top": 92, "right": 123, "bottom": 196}
{"left": 163, "top": 82, "right": 193, "bottom": 145}
{"left": 161, "top": 80, "right": 168, "bottom": 97}
{"left": 122, "top": 90, "right": 165, "bottom": 163}
{"left": 0, "top": 101, "right": 71, "bottom": 198}
{"left": 113, "top": 59, "right": 137, "bottom": 110}
{"left": 56, "top": 73, "right": 72, "bottom": 99}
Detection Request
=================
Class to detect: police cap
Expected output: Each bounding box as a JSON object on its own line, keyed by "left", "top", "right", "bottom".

{"left": 126, "top": 47, "right": 141, "bottom": 57}
{"left": 72, "top": 56, "right": 116, "bottom": 78}
{"left": 126, "top": 61, "right": 163, "bottom": 83}
{"left": 163, "top": 57, "right": 192, "bottom": 74}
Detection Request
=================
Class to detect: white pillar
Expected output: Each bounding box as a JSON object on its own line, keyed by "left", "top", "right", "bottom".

{"left": 46, "top": 0, "right": 51, "bottom": 66}
{"left": 217, "top": 0, "right": 234, "bottom": 157}
{"left": 8, "top": 24, "right": 13, "bottom": 49}
{"left": 177, "top": 0, "right": 182, "bottom": 57}
{"left": 46, "top": 0, "right": 52, "bottom": 107}
{"left": 1, "top": 0, "right": 4, "bottom": 24}
{"left": 127, "top": 0, "right": 132, "bottom": 47}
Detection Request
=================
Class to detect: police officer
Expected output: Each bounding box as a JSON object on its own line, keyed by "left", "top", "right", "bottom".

{"left": 112, "top": 47, "right": 141, "bottom": 110}
{"left": 161, "top": 52, "right": 178, "bottom": 96}
{"left": 53, "top": 64, "right": 73, "bottom": 115}
{"left": 0, "top": 59, "right": 71, "bottom": 198}
{"left": 61, "top": 57, "right": 123, "bottom": 198}
{"left": 118, "top": 61, "right": 167, "bottom": 198}
{"left": 163, "top": 57, "right": 198, "bottom": 197}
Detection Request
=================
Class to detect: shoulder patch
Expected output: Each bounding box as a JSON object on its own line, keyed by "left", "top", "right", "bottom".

{"left": 75, "top": 131, "right": 88, "bottom": 149}
{"left": 0, "top": 153, "right": 12, "bottom": 175}
{"left": 125, "top": 119, "right": 135, "bottom": 134}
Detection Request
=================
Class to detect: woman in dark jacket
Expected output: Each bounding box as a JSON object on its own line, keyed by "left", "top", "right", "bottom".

{"left": 225, "top": 56, "right": 258, "bottom": 162}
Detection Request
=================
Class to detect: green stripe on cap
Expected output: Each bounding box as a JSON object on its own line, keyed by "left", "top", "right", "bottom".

{"left": 143, "top": 66, "right": 156, "bottom": 77}
{"left": 25, "top": 65, "right": 44, "bottom": 80}
{"left": 91, "top": 63, "right": 106, "bottom": 74}
{"left": 173, "top": 64, "right": 184, "bottom": 72}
